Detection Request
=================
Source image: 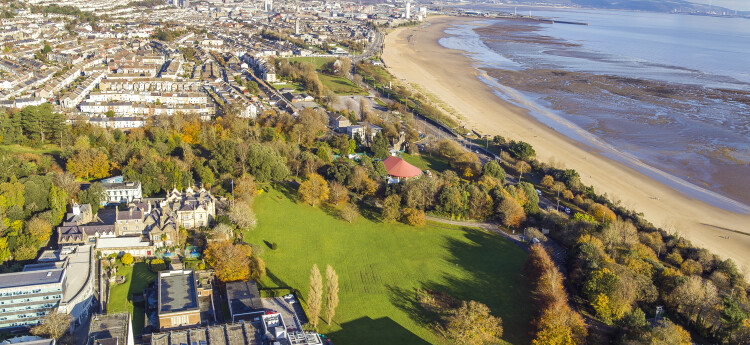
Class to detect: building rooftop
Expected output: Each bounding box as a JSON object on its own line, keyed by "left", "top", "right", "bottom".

{"left": 226, "top": 281, "right": 263, "bottom": 319}
{"left": 0, "top": 268, "right": 65, "bottom": 290}
{"left": 97, "top": 237, "right": 150, "bottom": 249}
{"left": 87, "top": 313, "right": 130, "bottom": 345}
{"left": 158, "top": 270, "right": 199, "bottom": 314}
{"left": 150, "top": 323, "right": 257, "bottom": 345}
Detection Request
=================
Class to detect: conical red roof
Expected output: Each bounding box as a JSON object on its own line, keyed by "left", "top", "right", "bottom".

{"left": 383, "top": 156, "right": 422, "bottom": 178}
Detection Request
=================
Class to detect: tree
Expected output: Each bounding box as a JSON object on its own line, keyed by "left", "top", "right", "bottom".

{"left": 227, "top": 201, "right": 257, "bottom": 229}
{"left": 204, "top": 241, "right": 253, "bottom": 282}
{"left": 649, "top": 319, "right": 692, "bottom": 345}
{"left": 67, "top": 149, "right": 111, "bottom": 179}
{"left": 325, "top": 265, "right": 339, "bottom": 324}
{"left": 497, "top": 197, "right": 525, "bottom": 228}
{"left": 120, "top": 253, "right": 133, "bottom": 265}
{"left": 78, "top": 182, "right": 104, "bottom": 214}
{"left": 402, "top": 207, "right": 425, "bottom": 227}
{"left": 298, "top": 174, "right": 329, "bottom": 207}
{"left": 515, "top": 161, "right": 531, "bottom": 181}
{"left": 482, "top": 160, "right": 505, "bottom": 181}
{"left": 508, "top": 140, "right": 535, "bottom": 160}
{"left": 308, "top": 264, "right": 323, "bottom": 328}
{"left": 248, "top": 256, "right": 266, "bottom": 281}
{"left": 601, "top": 218, "right": 638, "bottom": 250}
{"left": 588, "top": 203, "right": 615, "bottom": 223}
{"left": 27, "top": 217, "right": 52, "bottom": 245}
{"left": 381, "top": 194, "right": 401, "bottom": 223}
{"left": 441, "top": 301, "right": 503, "bottom": 345}
{"left": 339, "top": 203, "right": 359, "bottom": 223}
{"left": 30, "top": 311, "right": 70, "bottom": 340}
{"left": 371, "top": 131, "right": 389, "bottom": 159}
{"left": 541, "top": 175, "right": 554, "bottom": 188}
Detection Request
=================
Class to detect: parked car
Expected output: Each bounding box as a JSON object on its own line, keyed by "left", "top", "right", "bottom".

{"left": 564, "top": 207, "right": 571, "bottom": 214}
{"left": 535, "top": 189, "right": 542, "bottom": 196}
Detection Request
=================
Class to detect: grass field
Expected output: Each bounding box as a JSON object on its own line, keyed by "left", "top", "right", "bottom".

{"left": 244, "top": 187, "right": 533, "bottom": 344}
{"left": 0, "top": 144, "right": 61, "bottom": 156}
{"left": 107, "top": 262, "right": 157, "bottom": 335}
{"left": 286, "top": 56, "right": 366, "bottom": 95}
{"left": 318, "top": 74, "right": 367, "bottom": 95}
{"left": 402, "top": 153, "right": 451, "bottom": 173}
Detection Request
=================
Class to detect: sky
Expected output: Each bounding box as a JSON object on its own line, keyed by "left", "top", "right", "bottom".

{"left": 690, "top": 0, "right": 750, "bottom": 11}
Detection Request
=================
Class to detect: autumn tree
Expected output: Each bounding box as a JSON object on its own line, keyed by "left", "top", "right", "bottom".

{"left": 402, "top": 207, "right": 425, "bottom": 227}
{"left": 30, "top": 311, "right": 70, "bottom": 340}
{"left": 298, "top": 174, "right": 329, "bottom": 207}
{"left": 440, "top": 301, "right": 503, "bottom": 345}
{"left": 325, "top": 265, "right": 339, "bottom": 324}
{"left": 541, "top": 175, "right": 554, "bottom": 188}
{"left": 525, "top": 245, "right": 588, "bottom": 344}
{"left": 601, "top": 218, "right": 638, "bottom": 250}
{"left": 308, "top": 264, "right": 323, "bottom": 328}
{"left": 497, "top": 197, "right": 525, "bottom": 228}
{"left": 515, "top": 161, "right": 531, "bottom": 181}
{"left": 67, "top": 149, "right": 111, "bottom": 179}
{"left": 204, "top": 241, "right": 253, "bottom": 282}
{"left": 588, "top": 203, "right": 616, "bottom": 223}
{"left": 27, "top": 217, "right": 52, "bottom": 245}
{"left": 339, "top": 203, "right": 359, "bottom": 223}
{"left": 328, "top": 181, "right": 349, "bottom": 206}
{"left": 227, "top": 201, "right": 257, "bottom": 229}
{"left": 381, "top": 194, "right": 401, "bottom": 223}
{"left": 482, "top": 160, "right": 505, "bottom": 181}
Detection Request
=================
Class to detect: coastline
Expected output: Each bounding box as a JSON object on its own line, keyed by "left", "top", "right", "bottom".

{"left": 382, "top": 16, "right": 750, "bottom": 272}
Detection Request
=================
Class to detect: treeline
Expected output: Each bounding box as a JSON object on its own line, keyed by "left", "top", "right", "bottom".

{"left": 476, "top": 135, "right": 750, "bottom": 343}
{"left": 128, "top": 0, "right": 164, "bottom": 7}
{"left": 29, "top": 4, "right": 99, "bottom": 25}
{"left": 272, "top": 58, "right": 329, "bottom": 99}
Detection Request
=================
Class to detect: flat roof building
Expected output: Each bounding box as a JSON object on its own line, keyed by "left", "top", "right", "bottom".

{"left": 157, "top": 270, "right": 201, "bottom": 330}
{"left": 226, "top": 281, "right": 263, "bottom": 322}
{"left": 0, "top": 268, "right": 66, "bottom": 330}
{"left": 87, "top": 313, "right": 134, "bottom": 345}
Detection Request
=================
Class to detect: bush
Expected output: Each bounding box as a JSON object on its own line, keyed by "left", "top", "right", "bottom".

{"left": 402, "top": 208, "right": 425, "bottom": 227}
{"left": 150, "top": 258, "right": 167, "bottom": 272}
{"left": 271, "top": 242, "right": 279, "bottom": 250}
{"left": 120, "top": 253, "right": 133, "bottom": 265}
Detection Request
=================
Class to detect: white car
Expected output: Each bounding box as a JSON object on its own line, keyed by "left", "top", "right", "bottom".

{"left": 564, "top": 208, "right": 571, "bottom": 214}
{"left": 535, "top": 189, "right": 542, "bottom": 196}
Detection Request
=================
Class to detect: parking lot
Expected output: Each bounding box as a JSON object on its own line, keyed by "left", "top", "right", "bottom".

{"left": 261, "top": 296, "right": 308, "bottom": 331}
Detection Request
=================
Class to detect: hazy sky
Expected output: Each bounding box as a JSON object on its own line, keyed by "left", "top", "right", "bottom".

{"left": 690, "top": 0, "right": 750, "bottom": 11}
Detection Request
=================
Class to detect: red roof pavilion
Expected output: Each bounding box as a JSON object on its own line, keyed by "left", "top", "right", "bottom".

{"left": 383, "top": 156, "right": 422, "bottom": 178}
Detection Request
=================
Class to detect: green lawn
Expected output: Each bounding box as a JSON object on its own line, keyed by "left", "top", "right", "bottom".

{"left": 402, "top": 153, "right": 451, "bottom": 173}
{"left": 373, "top": 97, "right": 387, "bottom": 107}
{"left": 107, "top": 262, "right": 157, "bottom": 335}
{"left": 288, "top": 56, "right": 328, "bottom": 70}
{"left": 0, "top": 144, "right": 61, "bottom": 156}
{"left": 271, "top": 82, "right": 305, "bottom": 92}
{"left": 244, "top": 187, "right": 532, "bottom": 344}
{"left": 319, "top": 74, "right": 367, "bottom": 95}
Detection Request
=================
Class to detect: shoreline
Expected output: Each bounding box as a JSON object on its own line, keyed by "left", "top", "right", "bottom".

{"left": 382, "top": 16, "right": 750, "bottom": 272}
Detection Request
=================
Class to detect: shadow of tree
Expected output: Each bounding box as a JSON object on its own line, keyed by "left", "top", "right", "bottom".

{"left": 355, "top": 197, "right": 382, "bottom": 222}
{"left": 274, "top": 182, "right": 299, "bottom": 203}
{"left": 384, "top": 230, "right": 534, "bottom": 344}
{"left": 329, "top": 316, "right": 432, "bottom": 345}
{"left": 385, "top": 285, "right": 441, "bottom": 330}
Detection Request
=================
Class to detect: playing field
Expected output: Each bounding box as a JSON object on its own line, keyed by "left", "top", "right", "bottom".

{"left": 244, "top": 186, "right": 533, "bottom": 344}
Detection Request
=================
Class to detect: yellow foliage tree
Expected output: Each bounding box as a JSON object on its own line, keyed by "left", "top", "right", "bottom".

{"left": 298, "top": 174, "right": 329, "bottom": 207}
{"left": 180, "top": 121, "right": 202, "bottom": 144}
{"left": 67, "top": 149, "right": 111, "bottom": 180}
{"left": 204, "top": 241, "right": 253, "bottom": 282}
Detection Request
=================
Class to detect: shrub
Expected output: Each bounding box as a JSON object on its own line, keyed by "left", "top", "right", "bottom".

{"left": 271, "top": 242, "right": 279, "bottom": 250}
{"left": 402, "top": 208, "right": 425, "bottom": 227}
{"left": 120, "top": 253, "right": 133, "bottom": 265}
{"left": 150, "top": 258, "right": 166, "bottom": 272}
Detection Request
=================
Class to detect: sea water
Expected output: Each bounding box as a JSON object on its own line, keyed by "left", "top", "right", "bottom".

{"left": 438, "top": 8, "right": 750, "bottom": 210}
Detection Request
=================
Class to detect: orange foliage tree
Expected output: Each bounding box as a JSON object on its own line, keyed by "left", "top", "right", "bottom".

{"left": 204, "top": 241, "right": 253, "bottom": 282}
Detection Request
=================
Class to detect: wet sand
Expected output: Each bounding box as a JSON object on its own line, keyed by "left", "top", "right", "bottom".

{"left": 382, "top": 17, "right": 750, "bottom": 273}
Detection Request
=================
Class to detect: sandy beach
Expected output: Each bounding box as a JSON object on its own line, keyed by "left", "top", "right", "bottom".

{"left": 382, "top": 17, "right": 750, "bottom": 272}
